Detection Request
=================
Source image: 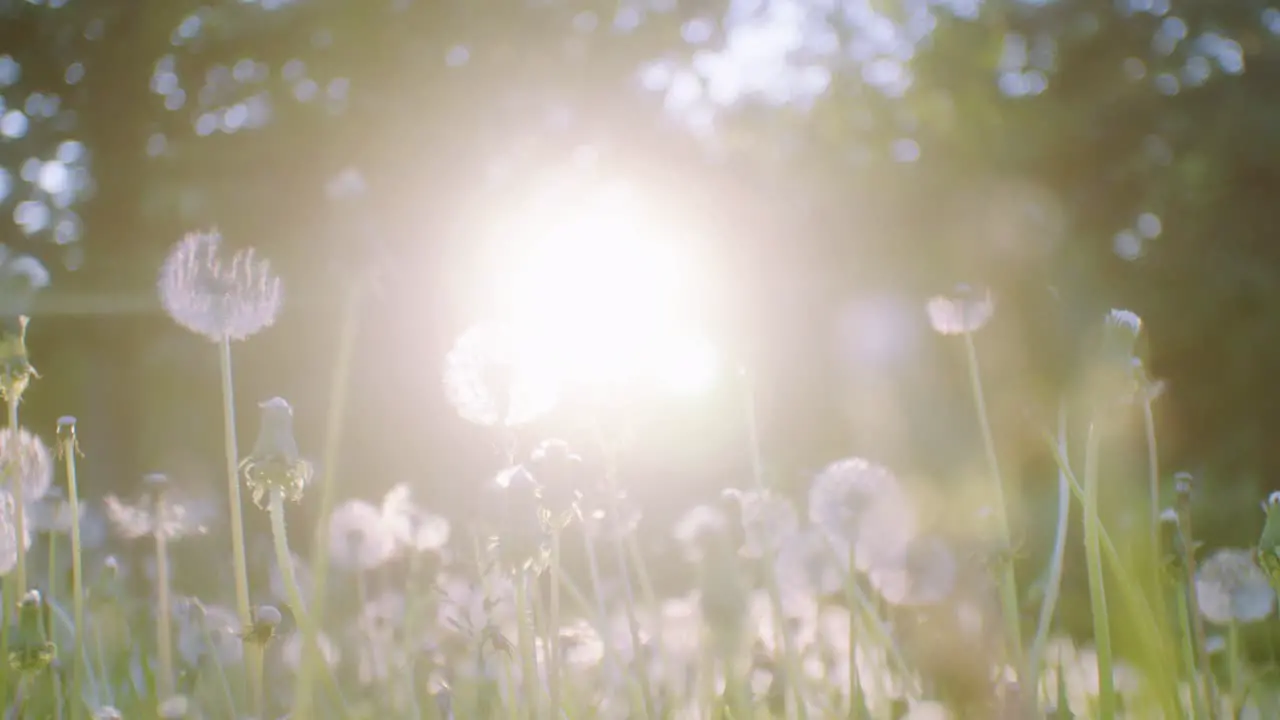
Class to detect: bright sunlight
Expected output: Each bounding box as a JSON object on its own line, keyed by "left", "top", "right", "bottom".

{"left": 476, "top": 172, "right": 719, "bottom": 397}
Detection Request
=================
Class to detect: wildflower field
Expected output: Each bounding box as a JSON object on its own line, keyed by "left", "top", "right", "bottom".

{"left": 0, "top": 229, "right": 1273, "bottom": 720}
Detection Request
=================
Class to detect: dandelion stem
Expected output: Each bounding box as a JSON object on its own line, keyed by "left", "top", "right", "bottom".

{"left": 59, "top": 431, "right": 85, "bottom": 720}
{"left": 9, "top": 396, "right": 26, "bottom": 596}
{"left": 294, "top": 278, "right": 363, "bottom": 718}
{"left": 1229, "top": 620, "right": 1242, "bottom": 714}
{"left": 153, "top": 510, "right": 175, "bottom": 699}
{"left": 1175, "top": 485, "right": 1217, "bottom": 717}
{"left": 1028, "top": 401, "right": 1071, "bottom": 694}
{"left": 1175, "top": 587, "right": 1206, "bottom": 717}
{"left": 961, "top": 330, "right": 1024, "bottom": 670}
{"left": 514, "top": 570, "right": 541, "bottom": 720}
{"left": 1083, "top": 422, "right": 1116, "bottom": 720}
{"left": 267, "top": 488, "right": 348, "bottom": 714}
{"left": 216, "top": 337, "right": 261, "bottom": 715}
{"left": 547, "top": 528, "right": 563, "bottom": 716}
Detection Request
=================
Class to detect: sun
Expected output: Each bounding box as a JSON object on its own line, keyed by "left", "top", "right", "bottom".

{"left": 477, "top": 173, "right": 718, "bottom": 397}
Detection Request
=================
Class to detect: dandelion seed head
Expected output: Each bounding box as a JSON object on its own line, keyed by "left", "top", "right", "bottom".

{"left": 442, "top": 323, "right": 557, "bottom": 427}
{"left": 381, "top": 484, "right": 452, "bottom": 553}
{"left": 672, "top": 504, "right": 730, "bottom": 562}
{"left": 157, "top": 230, "right": 283, "bottom": 342}
{"left": 866, "top": 535, "right": 957, "bottom": 606}
{"left": 925, "top": 285, "right": 994, "bottom": 335}
{"left": 103, "top": 490, "right": 215, "bottom": 540}
{"left": 809, "top": 457, "right": 918, "bottom": 573}
{"left": 0, "top": 489, "right": 30, "bottom": 574}
{"left": 1196, "top": 548, "right": 1274, "bottom": 624}
{"left": 328, "top": 498, "right": 396, "bottom": 571}
{"left": 722, "top": 488, "right": 799, "bottom": 559}
{"left": 156, "top": 694, "right": 190, "bottom": 720}
{"left": 0, "top": 427, "right": 52, "bottom": 502}
{"left": 92, "top": 707, "right": 123, "bottom": 720}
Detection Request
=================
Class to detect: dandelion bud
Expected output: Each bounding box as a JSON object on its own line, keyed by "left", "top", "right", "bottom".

{"left": 240, "top": 397, "right": 312, "bottom": 509}
{"left": 55, "top": 415, "right": 76, "bottom": 445}
{"left": 1089, "top": 309, "right": 1146, "bottom": 406}
{"left": 0, "top": 314, "right": 34, "bottom": 404}
{"left": 241, "top": 604, "right": 282, "bottom": 646}
{"left": 8, "top": 589, "right": 54, "bottom": 674}
{"left": 1174, "top": 472, "right": 1193, "bottom": 498}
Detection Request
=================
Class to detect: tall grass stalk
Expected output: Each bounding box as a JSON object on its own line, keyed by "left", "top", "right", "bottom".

{"left": 960, "top": 330, "right": 1024, "bottom": 671}
{"left": 216, "top": 337, "right": 261, "bottom": 714}
{"left": 1082, "top": 422, "right": 1116, "bottom": 720}
{"left": 1027, "top": 401, "right": 1072, "bottom": 695}
{"left": 1044, "top": 430, "right": 1182, "bottom": 717}
{"left": 293, "top": 280, "right": 364, "bottom": 717}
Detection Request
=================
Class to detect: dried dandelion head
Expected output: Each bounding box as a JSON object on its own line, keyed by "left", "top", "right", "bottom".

{"left": 0, "top": 426, "right": 52, "bottom": 502}
{"left": 0, "top": 315, "right": 35, "bottom": 403}
{"left": 442, "top": 323, "right": 557, "bottom": 427}
{"left": 240, "top": 397, "right": 313, "bottom": 508}
{"left": 1196, "top": 548, "right": 1274, "bottom": 624}
{"left": 157, "top": 230, "right": 283, "bottom": 342}
{"left": 926, "top": 285, "right": 994, "bottom": 335}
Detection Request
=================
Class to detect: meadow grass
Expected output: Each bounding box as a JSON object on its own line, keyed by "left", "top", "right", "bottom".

{"left": 0, "top": 238, "right": 1277, "bottom": 720}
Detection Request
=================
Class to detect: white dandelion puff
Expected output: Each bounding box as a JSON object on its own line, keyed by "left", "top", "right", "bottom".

{"left": 157, "top": 230, "right": 283, "bottom": 342}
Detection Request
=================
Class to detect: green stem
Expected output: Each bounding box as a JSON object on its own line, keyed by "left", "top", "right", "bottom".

{"left": 1229, "top": 620, "right": 1242, "bottom": 715}
{"left": 1083, "top": 423, "right": 1115, "bottom": 720}
{"left": 268, "top": 488, "right": 348, "bottom": 713}
{"left": 10, "top": 396, "right": 25, "bottom": 596}
{"left": 1176, "top": 589, "right": 1205, "bottom": 717}
{"left": 154, "top": 519, "right": 174, "bottom": 699}
{"left": 1044, "top": 431, "right": 1181, "bottom": 718}
{"left": 514, "top": 571, "right": 541, "bottom": 720}
{"left": 1028, "top": 401, "right": 1071, "bottom": 695}
{"left": 961, "top": 330, "right": 1024, "bottom": 670}
{"left": 294, "top": 281, "right": 362, "bottom": 718}
{"left": 61, "top": 434, "right": 85, "bottom": 720}
{"left": 1176, "top": 491, "right": 1217, "bottom": 717}
{"left": 217, "top": 337, "right": 261, "bottom": 715}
